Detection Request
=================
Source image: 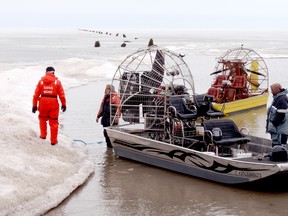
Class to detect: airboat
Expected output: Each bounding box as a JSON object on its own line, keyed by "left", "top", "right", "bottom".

{"left": 105, "top": 46, "right": 288, "bottom": 190}
{"left": 207, "top": 46, "right": 269, "bottom": 114}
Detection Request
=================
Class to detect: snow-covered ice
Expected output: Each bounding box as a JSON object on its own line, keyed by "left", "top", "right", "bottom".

{"left": 0, "top": 65, "right": 96, "bottom": 215}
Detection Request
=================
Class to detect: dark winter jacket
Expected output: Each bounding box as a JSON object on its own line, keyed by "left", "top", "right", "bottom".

{"left": 97, "top": 92, "right": 120, "bottom": 127}
{"left": 267, "top": 89, "right": 288, "bottom": 134}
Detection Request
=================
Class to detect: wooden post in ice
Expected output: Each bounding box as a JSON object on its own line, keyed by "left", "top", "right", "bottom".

{"left": 95, "top": 41, "right": 100, "bottom": 47}
{"left": 148, "top": 38, "right": 154, "bottom": 46}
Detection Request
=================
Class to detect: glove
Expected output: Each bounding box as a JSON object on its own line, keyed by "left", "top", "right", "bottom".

{"left": 61, "top": 105, "right": 66, "bottom": 112}
{"left": 32, "top": 106, "right": 37, "bottom": 113}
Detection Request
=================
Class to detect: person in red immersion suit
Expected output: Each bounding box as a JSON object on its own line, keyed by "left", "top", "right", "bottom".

{"left": 32, "top": 66, "right": 66, "bottom": 145}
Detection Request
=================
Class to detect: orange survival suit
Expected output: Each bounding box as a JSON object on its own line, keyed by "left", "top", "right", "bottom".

{"left": 32, "top": 70, "right": 66, "bottom": 145}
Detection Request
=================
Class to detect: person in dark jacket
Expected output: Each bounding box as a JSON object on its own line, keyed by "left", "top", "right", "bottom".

{"left": 96, "top": 84, "right": 120, "bottom": 148}
{"left": 266, "top": 83, "right": 288, "bottom": 146}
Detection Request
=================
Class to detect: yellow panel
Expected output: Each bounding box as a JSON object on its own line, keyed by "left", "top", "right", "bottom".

{"left": 212, "top": 93, "right": 268, "bottom": 114}
{"left": 250, "top": 61, "right": 259, "bottom": 92}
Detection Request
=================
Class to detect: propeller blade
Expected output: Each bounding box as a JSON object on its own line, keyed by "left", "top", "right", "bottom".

{"left": 245, "top": 68, "right": 265, "bottom": 77}
{"left": 210, "top": 68, "right": 229, "bottom": 75}
{"left": 211, "top": 66, "right": 265, "bottom": 77}
{"left": 245, "top": 76, "right": 260, "bottom": 87}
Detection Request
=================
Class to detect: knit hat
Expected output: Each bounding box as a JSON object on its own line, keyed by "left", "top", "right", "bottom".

{"left": 270, "top": 83, "right": 282, "bottom": 95}
{"left": 46, "top": 66, "right": 55, "bottom": 73}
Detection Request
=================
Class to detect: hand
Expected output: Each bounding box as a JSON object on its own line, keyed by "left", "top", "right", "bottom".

{"left": 96, "top": 117, "right": 99, "bottom": 123}
{"left": 61, "top": 105, "right": 66, "bottom": 112}
{"left": 32, "top": 106, "right": 37, "bottom": 113}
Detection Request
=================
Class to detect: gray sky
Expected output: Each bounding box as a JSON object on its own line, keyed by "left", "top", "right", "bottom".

{"left": 1, "top": 0, "right": 287, "bottom": 29}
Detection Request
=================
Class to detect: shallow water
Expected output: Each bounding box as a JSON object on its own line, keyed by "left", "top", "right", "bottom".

{"left": 45, "top": 81, "right": 288, "bottom": 216}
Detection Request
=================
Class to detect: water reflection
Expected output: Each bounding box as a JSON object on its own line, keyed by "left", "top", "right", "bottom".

{"left": 228, "top": 106, "right": 270, "bottom": 138}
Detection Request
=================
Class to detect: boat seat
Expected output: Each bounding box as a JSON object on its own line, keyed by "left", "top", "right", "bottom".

{"left": 207, "top": 87, "right": 220, "bottom": 100}
{"left": 212, "top": 75, "right": 228, "bottom": 87}
{"left": 203, "top": 119, "right": 251, "bottom": 147}
{"left": 193, "top": 94, "right": 224, "bottom": 118}
{"left": 223, "top": 88, "right": 236, "bottom": 101}
{"left": 168, "top": 96, "right": 198, "bottom": 121}
{"left": 232, "top": 75, "right": 246, "bottom": 89}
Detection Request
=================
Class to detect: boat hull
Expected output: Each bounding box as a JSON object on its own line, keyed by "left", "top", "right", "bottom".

{"left": 212, "top": 93, "right": 268, "bottom": 114}
{"left": 106, "top": 128, "right": 288, "bottom": 188}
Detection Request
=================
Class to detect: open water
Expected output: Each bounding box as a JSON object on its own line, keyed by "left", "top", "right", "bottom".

{"left": 1, "top": 28, "right": 288, "bottom": 215}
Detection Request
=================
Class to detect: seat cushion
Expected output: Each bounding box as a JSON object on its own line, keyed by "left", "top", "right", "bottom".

{"left": 206, "top": 110, "right": 225, "bottom": 118}
{"left": 177, "top": 113, "right": 198, "bottom": 121}
{"left": 214, "top": 137, "right": 251, "bottom": 146}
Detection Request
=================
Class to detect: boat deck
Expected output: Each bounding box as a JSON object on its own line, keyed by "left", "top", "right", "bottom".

{"left": 234, "top": 155, "right": 274, "bottom": 164}
{"left": 109, "top": 126, "right": 282, "bottom": 164}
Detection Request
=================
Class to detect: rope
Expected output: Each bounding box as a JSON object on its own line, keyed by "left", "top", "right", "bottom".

{"left": 73, "top": 139, "right": 103, "bottom": 145}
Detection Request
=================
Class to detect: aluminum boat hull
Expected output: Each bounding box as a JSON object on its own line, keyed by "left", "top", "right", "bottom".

{"left": 106, "top": 128, "right": 288, "bottom": 189}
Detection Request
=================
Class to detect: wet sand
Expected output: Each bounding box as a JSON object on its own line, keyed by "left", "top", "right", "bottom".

{"left": 45, "top": 81, "right": 288, "bottom": 216}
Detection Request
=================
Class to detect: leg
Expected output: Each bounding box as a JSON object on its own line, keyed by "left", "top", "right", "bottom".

{"left": 270, "top": 132, "right": 280, "bottom": 147}
{"left": 49, "top": 118, "right": 59, "bottom": 144}
{"left": 38, "top": 100, "right": 49, "bottom": 139}
{"left": 280, "top": 134, "right": 288, "bottom": 145}
{"left": 49, "top": 107, "right": 60, "bottom": 144}
{"left": 103, "top": 129, "right": 112, "bottom": 148}
{"left": 39, "top": 116, "right": 48, "bottom": 139}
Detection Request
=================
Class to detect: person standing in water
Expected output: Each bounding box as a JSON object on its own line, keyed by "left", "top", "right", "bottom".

{"left": 266, "top": 83, "right": 288, "bottom": 146}
{"left": 96, "top": 84, "right": 120, "bottom": 148}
